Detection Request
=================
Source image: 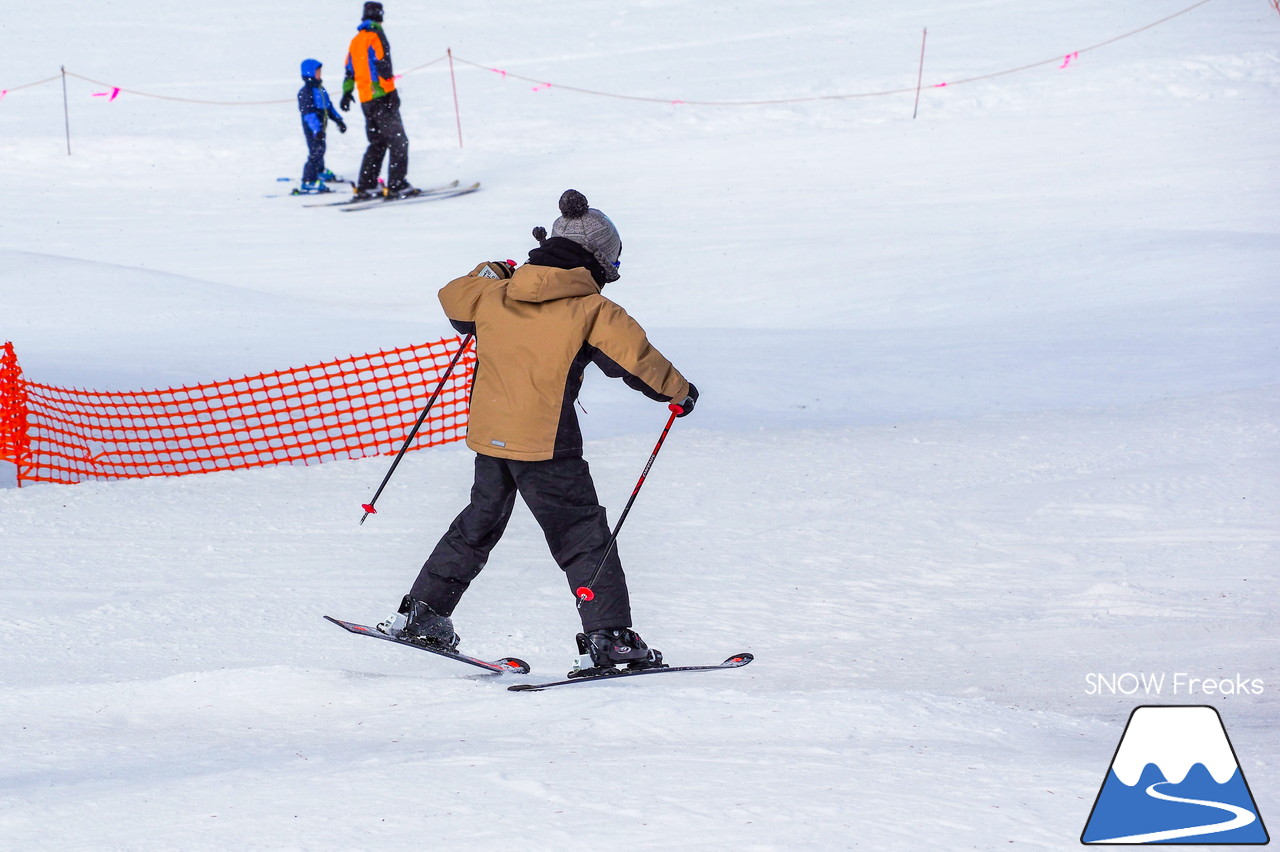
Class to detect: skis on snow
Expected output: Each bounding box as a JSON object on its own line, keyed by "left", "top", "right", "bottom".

{"left": 301, "top": 179, "right": 459, "bottom": 207}
{"left": 323, "top": 615, "right": 529, "bottom": 674}
{"left": 325, "top": 615, "right": 752, "bottom": 688}
{"left": 508, "top": 652, "right": 754, "bottom": 692}
{"left": 299, "top": 180, "right": 480, "bottom": 210}
{"left": 339, "top": 181, "right": 480, "bottom": 212}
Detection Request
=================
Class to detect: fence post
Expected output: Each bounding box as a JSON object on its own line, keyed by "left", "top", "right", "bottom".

{"left": 1, "top": 342, "right": 32, "bottom": 486}
{"left": 448, "top": 48, "right": 464, "bottom": 148}
{"left": 61, "top": 66, "right": 72, "bottom": 155}
{"left": 912, "top": 28, "right": 928, "bottom": 119}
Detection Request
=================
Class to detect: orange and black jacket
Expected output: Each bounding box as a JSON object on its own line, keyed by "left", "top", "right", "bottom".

{"left": 440, "top": 262, "right": 691, "bottom": 462}
{"left": 343, "top": 22, "right": 396, "bottom": 104}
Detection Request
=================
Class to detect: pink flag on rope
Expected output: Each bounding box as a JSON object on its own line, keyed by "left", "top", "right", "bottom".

{"left": 93, "top": 87, "right": 121, "bottom": 100}
{"left": 531, "top": 82, "right": 551, "bottom": 92}
{"left": 1060, "top": 52, "right": 1079, "bottom": 69}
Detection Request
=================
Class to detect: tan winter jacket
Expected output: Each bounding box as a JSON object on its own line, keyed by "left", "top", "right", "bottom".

{"left": 440, "top": 262, "right": 691, "bottom": 462}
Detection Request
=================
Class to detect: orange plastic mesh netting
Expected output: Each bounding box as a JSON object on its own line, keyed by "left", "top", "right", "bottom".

{"left": 0, "top": 338, "right": 473, "bottom": 486}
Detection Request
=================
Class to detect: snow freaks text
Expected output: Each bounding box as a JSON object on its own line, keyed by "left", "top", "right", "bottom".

{"left": 1084, "top": 673, "right": 1265, "bottom": 697}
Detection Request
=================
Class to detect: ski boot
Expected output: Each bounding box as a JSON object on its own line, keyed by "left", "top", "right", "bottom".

{"left": 318, "top": 169, "right": 342, "bottom": 183}
{"left": 386, "top": 182, "right": 421, "bottom": 200}
{"left": 292, "top": 180, "right": 333, "bottom": 195}
{"left": 570, "top": 627, "right": 664, "bottom": 678}
{"left": 377, "top": 595, "right": 460, "bottom": 650}
{"left": 351, "top": 185, "right": 383, "bottom": 201}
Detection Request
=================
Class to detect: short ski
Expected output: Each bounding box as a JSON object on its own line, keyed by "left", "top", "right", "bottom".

{"left": 303, "top": 179, "right": 462, "bottom": 208}
{"left": 275, "top": 175, "right": 347, "bottom": 184}
{"left": 508, "top": 652, "right": 753, "bottom": 692}
{"left": 339, "top": 181, "right": 481, "bottom": 212}
{"left": 324, "top": 615, "right": 529, "bottom": 674}
{"left": 264, "top": 176, "right": 350, "bottom": 198}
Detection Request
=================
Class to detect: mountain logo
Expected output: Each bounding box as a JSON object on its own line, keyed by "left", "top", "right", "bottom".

{"left": 1082, "top": 705, "right": 1270, "bottom": 845}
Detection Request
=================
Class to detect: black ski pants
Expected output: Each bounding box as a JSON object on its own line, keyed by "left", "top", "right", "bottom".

{"left": 410, "top": 454, "right": 632, "bottom": 632}
{"left": 357, "top": 90, "right": 409, "bottom": 192}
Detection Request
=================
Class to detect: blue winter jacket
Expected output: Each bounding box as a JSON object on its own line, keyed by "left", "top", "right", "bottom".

{"left": 297, "top": 60, "right": 342, "bottom": 134}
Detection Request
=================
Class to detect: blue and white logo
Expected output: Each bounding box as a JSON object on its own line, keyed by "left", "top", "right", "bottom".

{"left": 1082, "top": 705, "right": 1269, "bottom": 845}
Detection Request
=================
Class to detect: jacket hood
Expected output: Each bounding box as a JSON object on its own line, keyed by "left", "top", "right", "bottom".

{"left": 506, "top": 264, "right": 601, "bottom": 304}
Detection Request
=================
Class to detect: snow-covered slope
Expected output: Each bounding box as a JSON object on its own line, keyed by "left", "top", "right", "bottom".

{"left": 1, "top": 1, "right": 1276, "bottom": 848}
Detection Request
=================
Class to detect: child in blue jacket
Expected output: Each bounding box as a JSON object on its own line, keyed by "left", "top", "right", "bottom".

{"left": 296, "top": 59, "right": 347, "bottom": 193}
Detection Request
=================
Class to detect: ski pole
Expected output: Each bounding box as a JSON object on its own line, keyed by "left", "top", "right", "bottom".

{"left": 360, "top": 332, "right": 474, "bottom": 524}
{"left": 576, "top": 402, "right": 684, "bottom": 607}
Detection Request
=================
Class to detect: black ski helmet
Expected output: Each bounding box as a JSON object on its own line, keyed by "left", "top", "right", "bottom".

{"left": 363, "top": 2, "right": 384, "bottom": 22}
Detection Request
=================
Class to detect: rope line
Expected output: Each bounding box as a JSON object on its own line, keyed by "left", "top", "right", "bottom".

{"left": 451, "top": 54, "right": 918, "bottom": 105}
{"left": 63, "top": 70, "right": 296, "bottom": 105}
{"left": 913, "top": 0, "right": 1218, "bottom": 90}
{"left": 455, "top": 0, "right": 1220, "bottom": 105}
{"left": 0, "top": 0, "right": 1225, "bottom": 108}
{"left": 0, "top": 73, "right": 61, "bottom": 95}
{"left": 2, "top": 57, "right": 449, "bottom": 107}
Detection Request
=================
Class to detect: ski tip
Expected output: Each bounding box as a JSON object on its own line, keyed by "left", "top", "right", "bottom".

{"left": 724, "top": 652, "right": 754, "bottom": 667}
{"left": 323, "top": 615, "right": 368, "bottom": 634}
{"left": 499, "top": 658, "right": 531, "bottom": 675}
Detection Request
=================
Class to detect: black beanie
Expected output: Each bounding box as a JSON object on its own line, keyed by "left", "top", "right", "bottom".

{"left": 363, "top": 2, "right": 384, "bottom": 22}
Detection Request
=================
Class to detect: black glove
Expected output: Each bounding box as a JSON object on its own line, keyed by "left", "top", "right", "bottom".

{"left": 675, "top": 383, "right": 698, "bottom": 417}
{"left": 340, "top": 91, "right": 354, "bottom": 112}
{"left": 335, "top": 118, "right": 347, "bottom": 133}
{"left": 474, "top": 260, "right": 516, "bottom": 280}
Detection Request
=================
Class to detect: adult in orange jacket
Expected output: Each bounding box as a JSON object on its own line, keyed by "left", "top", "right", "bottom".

{"left": 382, "top": 190, "right": 698, "bottom": 674}
{"left": 340, "top": 2, "right": 416, "bottom": 198}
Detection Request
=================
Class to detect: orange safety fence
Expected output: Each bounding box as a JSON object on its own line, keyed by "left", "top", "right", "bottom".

{"left": 0, "top": 338, "right": 473, "bottom": 486}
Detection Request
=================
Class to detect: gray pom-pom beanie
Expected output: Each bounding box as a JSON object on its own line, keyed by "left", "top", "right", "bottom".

{"left": 548, "top": 189, "right": 622, "bottom": 282}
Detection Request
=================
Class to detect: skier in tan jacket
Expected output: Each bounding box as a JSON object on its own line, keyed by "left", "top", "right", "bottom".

{"left": 386, "top": 190, "right": 698, "bottom": 673}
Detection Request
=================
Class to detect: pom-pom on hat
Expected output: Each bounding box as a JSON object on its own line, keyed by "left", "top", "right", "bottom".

{"left": 546, "top": 190, "right": 623, "bottom": 283}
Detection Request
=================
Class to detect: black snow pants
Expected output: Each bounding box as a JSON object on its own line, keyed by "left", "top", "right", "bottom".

{"left": 357, "top": 90, "right": 409, "bottom": 192}
{"left": 410, "top": 454, "right": 632, "bottom": 633}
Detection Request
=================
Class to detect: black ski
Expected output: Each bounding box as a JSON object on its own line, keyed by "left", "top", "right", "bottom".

{"left": 508, "top": 652, "right": 753, "bottom": 692}
{"left": 324, "top": 615, "right": 529, "bottom": 674}
{"left": 303, "top": 179, "right": 462, "bottom": 208}
{"left": 338, "top": 181, "right": 481, "bottom": 212}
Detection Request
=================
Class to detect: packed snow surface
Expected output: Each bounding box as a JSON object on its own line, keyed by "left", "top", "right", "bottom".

{"left": 1, "top": 1, "right": 1277, "bottom": 848}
